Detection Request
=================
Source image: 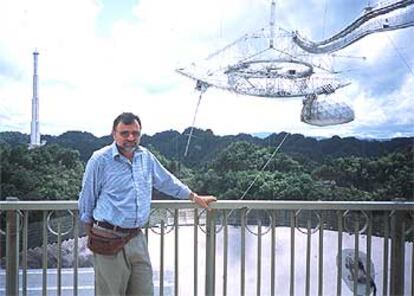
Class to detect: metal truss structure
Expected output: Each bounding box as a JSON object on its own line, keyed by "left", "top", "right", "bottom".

{"left": 293, "top": 0, "right": 414, "bottom": 54}
{"left": 176, "top": 0, "right": 414, "bottom": 127}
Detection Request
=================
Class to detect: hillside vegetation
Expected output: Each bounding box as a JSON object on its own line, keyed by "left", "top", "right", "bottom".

{"left": 1, "top": 130, "right": 413, "bottom": 201}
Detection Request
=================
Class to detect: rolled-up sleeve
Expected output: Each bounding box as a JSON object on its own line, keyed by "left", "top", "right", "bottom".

{"left": 78, "top": 155, "right": 101, "bottom": 223}
{"left": 151, "top": 154, "right": 191, "bottom": 199}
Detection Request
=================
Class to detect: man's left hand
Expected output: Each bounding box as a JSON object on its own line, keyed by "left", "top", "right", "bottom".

{"left": 189, "top": 193, "right": 217, "bottom": 211}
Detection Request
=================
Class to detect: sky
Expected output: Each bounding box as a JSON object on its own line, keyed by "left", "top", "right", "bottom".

{"left": 0, "top": 0, "right": 413, "bottom": 139}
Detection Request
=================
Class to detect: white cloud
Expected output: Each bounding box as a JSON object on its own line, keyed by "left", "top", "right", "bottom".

{"left": 352, "top": 73, "right": 414, "bottom": 125}
{"left": 0, "top": 0, "right": 413, "bottom": 139}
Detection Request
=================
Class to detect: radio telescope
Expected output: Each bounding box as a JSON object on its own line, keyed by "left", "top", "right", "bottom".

{"left": 177, "top": 0, "right": 413, "bottom": 127}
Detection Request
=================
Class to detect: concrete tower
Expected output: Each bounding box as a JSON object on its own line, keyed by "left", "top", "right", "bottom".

{"left": 29, "top": 51, "right": 41, "bottom": 148}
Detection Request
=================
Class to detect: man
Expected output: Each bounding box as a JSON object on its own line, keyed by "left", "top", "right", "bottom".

{"left": 78, "top": 112, "right": 216, "bottom": 295}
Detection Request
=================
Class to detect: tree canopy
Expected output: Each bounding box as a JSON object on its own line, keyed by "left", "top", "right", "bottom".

{"left": 0, "top": 130, "right": 412, "bottom": 202}
{"left": 1, "top": 144, "right": 84, "bottom": 200}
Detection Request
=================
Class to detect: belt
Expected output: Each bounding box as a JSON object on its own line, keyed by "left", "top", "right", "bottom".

{"left": 94, "top": 220, "right": 141, "bottom": 233}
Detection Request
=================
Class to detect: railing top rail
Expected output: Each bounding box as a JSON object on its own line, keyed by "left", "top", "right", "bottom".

{"left": 0, "top": 199, "right": 413, "bottom": 211}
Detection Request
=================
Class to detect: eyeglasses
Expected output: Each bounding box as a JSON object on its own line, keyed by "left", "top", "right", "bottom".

{"left": 117, "top": 130, "right": 141, "bottom": 138}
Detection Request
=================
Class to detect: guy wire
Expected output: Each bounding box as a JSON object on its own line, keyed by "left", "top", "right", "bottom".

{"left": 184, "top": 91, "right": 204, "bottom": 157}
{"left": 223, "top": 132, "right": 290, "bottom": 222}
{"left": 239, "top": 132, "right": 289, "bottom": 201}
{"left": 386, "top": 34, "right": 414, "bottom": 77}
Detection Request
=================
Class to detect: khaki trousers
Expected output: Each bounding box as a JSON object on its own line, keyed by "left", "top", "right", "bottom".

{"left": 94, "top": 231, "right": 154, "bottom": 296}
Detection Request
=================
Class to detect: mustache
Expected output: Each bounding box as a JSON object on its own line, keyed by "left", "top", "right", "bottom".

{"left": 117, "top": 142, "right": 138, "bottom": 153}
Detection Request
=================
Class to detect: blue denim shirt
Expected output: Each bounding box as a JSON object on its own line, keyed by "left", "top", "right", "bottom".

{"left": 78, "top": 142, "right": 191, "bottom": 228}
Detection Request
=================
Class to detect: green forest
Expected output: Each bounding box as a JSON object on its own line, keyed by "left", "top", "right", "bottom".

{"left": 0, "top": 130, "right": 413, "bottom": 202}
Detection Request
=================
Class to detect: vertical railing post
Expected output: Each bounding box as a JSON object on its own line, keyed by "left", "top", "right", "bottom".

{"left": 194, "top": 208, "right": 199, "bottom": 296}
{"left": 390, "top": 211, "right": 405, "bottom": 295}
{"left": 205, "top": 210, "right": 216, "bottom": 296}
{"left": 382, "top": 212, "right": 390, "bottom": 296}
{"left": 240, "top": 209, "right": 246, "bottom": 296}
{"left": 318, "top": 211, "right": 324, "bottom": 296}
{"left": 6, "top": 197, "right": 20, "bottom": 296}
{"left": 174, "top": 209, "right": 179, "bottom": 296}
{"left": 73, "top": 211, "right": 79, "bottom": 296}
{"left": 290, "top": 211, "right": 295, "bottom": 296}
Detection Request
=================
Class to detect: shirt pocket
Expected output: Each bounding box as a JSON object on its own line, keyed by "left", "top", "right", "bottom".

{"left": 133, "top": 155, "right": 152, "bottom": 184}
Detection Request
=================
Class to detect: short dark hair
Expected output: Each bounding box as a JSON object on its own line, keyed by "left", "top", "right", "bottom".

{"left": 112, "top": 112, "right": 141, "bottom": 131}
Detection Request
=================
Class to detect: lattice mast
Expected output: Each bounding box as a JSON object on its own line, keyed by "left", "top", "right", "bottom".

{"left": 29, "top": 51, "right": 41, "bottom": 148}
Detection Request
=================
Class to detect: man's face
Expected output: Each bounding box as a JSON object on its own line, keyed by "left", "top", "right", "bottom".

{"left": 112, "top": 120, "right": 141, "bottom": 153}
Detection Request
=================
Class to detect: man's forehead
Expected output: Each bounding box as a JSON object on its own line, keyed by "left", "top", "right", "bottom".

{"left": 116, "top": 121, "right": 141, "bottom": 129}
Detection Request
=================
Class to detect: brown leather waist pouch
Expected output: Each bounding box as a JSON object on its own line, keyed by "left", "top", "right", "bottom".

{"left": 87, "top": 226, "right": 139, "bottom": 255}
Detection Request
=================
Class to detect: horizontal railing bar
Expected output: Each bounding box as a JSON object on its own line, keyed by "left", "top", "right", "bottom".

{"left": 1, "top": 201, "right": 79, "bottom": 211}
{"left": 1, "top": 199, "right": 413, "bottom": 211}
{"left": 154, "top": 200, "right": 414, "bottom": 211}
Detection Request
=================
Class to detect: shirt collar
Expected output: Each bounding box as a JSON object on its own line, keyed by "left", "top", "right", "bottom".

{"left": 110, "top": 141, "right": 143, "bottom": 159}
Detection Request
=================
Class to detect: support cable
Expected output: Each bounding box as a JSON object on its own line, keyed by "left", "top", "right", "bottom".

{"left": 184, "top": 81, "right": 208, "bottom": 157}
{"left": 225, "top": 132, "right": 289, "bottom": 221}
{"left": 386, "top": 34, "right": 414, "bottom": 77}
{"left": 322, "top": 0, "right": 328, "bottom": 39}
{"left": 269, "top": 0, "right": 276, "bottom": 48}
{"left": 239, "top": 132, "right": 289, "bottom": 200}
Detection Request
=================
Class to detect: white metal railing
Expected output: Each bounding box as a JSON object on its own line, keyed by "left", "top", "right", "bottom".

{"left": 1, "top": 199, "right": 413, "bottom": 295}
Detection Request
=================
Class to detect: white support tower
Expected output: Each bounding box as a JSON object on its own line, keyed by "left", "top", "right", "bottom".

{"left": 29, "top": 51, "right": 41, "bottom": 148}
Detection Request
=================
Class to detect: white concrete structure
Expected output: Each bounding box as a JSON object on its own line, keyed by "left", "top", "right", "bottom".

{"left": 29, "top": 51, "right": 41, "bottom": 149}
